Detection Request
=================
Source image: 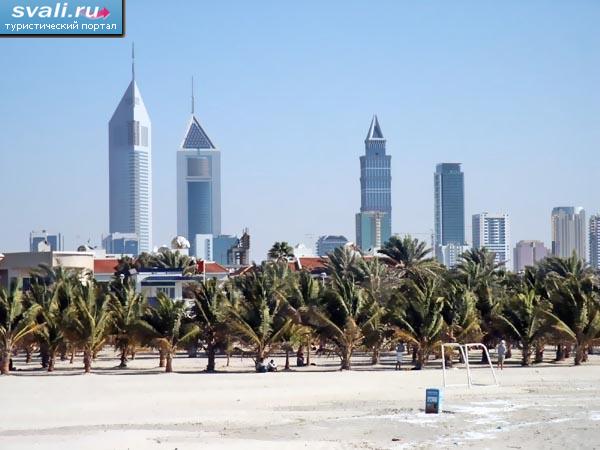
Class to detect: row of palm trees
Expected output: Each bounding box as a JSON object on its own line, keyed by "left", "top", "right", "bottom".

{"left": 1, "top": 236, "right": 599, "bottom": 375}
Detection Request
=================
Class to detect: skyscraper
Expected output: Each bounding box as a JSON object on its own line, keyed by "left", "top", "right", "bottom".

{"left": 316, "top": 235, "right": 348, "bottom": 257}
{"left": 176, "top": 79, "right": 221, "bottom": 257}
{"left": 472, "top": 212, "right": 510, "bottom": 267}
{"left": 355, "top": 116, "right": 391, "bottom": 252}
{"left": 513, "top": 240, "right": 548, "bottom": 272}
{"left": 29, "top": 230, "right": 63, "bottom": 252}
{"left": 589, "top": 215, "right": 600, "bottom": 269}
{"left": 102, "top": 232, "right": 139, "bottom": 256}
{"left": 551, "top": 207, "right": 586, "bottom": 260}
{"left": 433, "top": 163, "right": 465, "bottom": 265}
{"left": 108, "top": 46, "right": 152, "bottom": 254}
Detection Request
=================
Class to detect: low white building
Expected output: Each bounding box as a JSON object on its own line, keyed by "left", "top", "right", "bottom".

{"left": 0, "top": 251, "right": 94, "bottom": 289}
{"left": 437, "top": 243, "right": 470, "bottom": 268}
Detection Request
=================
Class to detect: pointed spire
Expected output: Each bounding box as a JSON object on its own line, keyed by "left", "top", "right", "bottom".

{"left": 366, "top": 115, "right": 384, "bottom": 140}
{"left": 131, "top": 42, "right": 135, "bottom": 81}
{"left": 191, "top": 76, "right": 195, "bottom": 115}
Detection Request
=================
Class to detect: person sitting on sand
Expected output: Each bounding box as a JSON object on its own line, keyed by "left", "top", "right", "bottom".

{"left": 256, "top": 360, "right": 267, "bottom": 373}
{"left": 497, "top": 340, "right": 507, "bottom": 370}
{"left": 267, "top": 359, "right": 278, "bottom": 372}
{"left": 395, "top": 342, "right": 405, "bottom": 370}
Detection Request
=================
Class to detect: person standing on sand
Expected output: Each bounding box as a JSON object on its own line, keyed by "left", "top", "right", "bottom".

{"left": 497, "top": 340, "right": 507, "bottom": 370}
{"left": 395, "top": 342, "right": 405, "bottom": 370}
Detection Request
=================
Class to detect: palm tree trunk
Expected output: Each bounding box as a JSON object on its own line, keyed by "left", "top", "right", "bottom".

{"left": 69, "top": 349, "right": 75, "bottom": 364}
{"left": 48, "top": 352, "right": 56, "bottom": 372}
{"left": 159, "top": 350, "right": 165, "bottom": 368}
{"left": 340, "top": 347, "right": 352, "bottom": 370}
{"left": 574, "top": 344, "right": 584, "bottom": 366}
{"left": 481, "top": 337, "right": 491, "bottom": 363}
{"left": 206, "top": 343, "right": 216, "bottom": 372}
{"left": 556, "top": 343, "right": 565, "bottom": 361}
{"left": 521, "top": 343, "right": 531, "bottom": 366}
{"left": 564, "top": 344, "right": 571, "bottom": 359}
{"left": 285, "top": 349, "right": 290, "bottom": 370}
{"left": 412, "top": 345, "right": 417, "bottom": 364}
{"left": 165, "top": 353, "right": 173, "bottom": 373}
{"left": 83, "top": 351, "right": 92, "bottom": 373}
{"left": 25, "top": 347, "right": 32, "bottom": 364}
{"left": 371, "top": 344, "right": 380, "bottom": 365}
{"left": 415, "top": 346, "right": 427, "bottom": 370}
{"left": 534, "top": 344, "right": 544, "bottom": 364}
{"left": 119, "top": 348, "right": 128, "bottom": 368}
{"left": 1, "top": 349, "right": 11, "bottom": 375}
{"left": 306, "top": 337, "right": 311, "bottom": 365}
{"left": 40, "top": 345, "right": 50, "bottom": 368}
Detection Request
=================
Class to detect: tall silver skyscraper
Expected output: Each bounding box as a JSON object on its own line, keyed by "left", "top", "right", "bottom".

{"left": 551, "top": 207, "right": 586, "bottom": 260}
{"left": 588, "top": 215, "right": 600, "bottom": 268}
{"left": 355, "top": 115, "right": 392, "bottom": 252}
{"left": 108, "top": 46, "right": 152, "bottom": 254}
{"left": 434, "top": 163, "right": 465, "bottom": 265}
{"left": 176, "top": 80, "right": 221, "bottom": 257}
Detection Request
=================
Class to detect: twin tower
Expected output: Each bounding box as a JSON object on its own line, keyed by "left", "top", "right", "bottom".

{"left": 108, "top": 50, "right": 220, "bottom": 256}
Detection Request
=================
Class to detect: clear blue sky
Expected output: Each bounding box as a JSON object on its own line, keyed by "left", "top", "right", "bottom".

{"left": 1, "top": 0, "right": 599, "bottom": 260}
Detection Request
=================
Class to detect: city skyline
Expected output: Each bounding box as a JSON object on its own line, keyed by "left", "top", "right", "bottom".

{"left": 1, "top": 1, "right": 599, "bottom": 260}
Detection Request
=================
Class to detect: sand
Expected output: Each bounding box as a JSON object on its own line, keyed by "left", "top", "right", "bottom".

{"left": 1, "top": 349, "right": 600, "bottom": 449}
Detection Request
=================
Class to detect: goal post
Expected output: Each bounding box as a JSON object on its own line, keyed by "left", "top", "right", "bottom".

{"left": 441, "top": 342, "right": 499, "bottom": 388}
{"left": 441, "top": 343, "right": 469, "bottom": 388}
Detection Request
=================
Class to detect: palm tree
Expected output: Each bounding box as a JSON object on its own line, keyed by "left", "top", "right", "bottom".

{"left": 191, "top": 279, "right": 229, "bottom": 372}
{"left": 26, "top": 281, "right": 67, "bottom": 372}
{"left": 225, "top": 262, "right": 293, "bottom": 367}
{"left": 139, "top": 293, "right": 199, "bottom": 372}
{"left": 152, "top": 249, "right": 197, "bottom": 276}
{"left": 456, "top": 248, "right": 506, "bottom": 360}
{"left": 268, "top": 242, "right": 294, "bottom": 261}
{"left": 109, "top": 280, "right": 147, "bottom": 368}
{"left": 543, "top": 255, "right": 600, "bottom": 365}
{"left": 387, "top": 274, "right": 445, "bottom": 369}
{"left": 303, "top": 279, "right": 377, "bottom": 369}
{"left": 378, "top": 235, "right": 435, "bottom": 274}
{"left": 359, "top": 257, "right": 394, "bottom": 364}
{"left": 288, "top": 270, "right": 322, "bottom": 365}
{"left": 62, "top": 281, "right": 114, "bottom": 373}
{"left": 495, "top": 289, "right": 559, "bottom": 366}
{"left": 441, "top": 276, "right": 481, "bottom": 365}
{"left": 325, "top": 245, "right": 364, "bottom": 284}
{"left": 0, "top": 280, "right": 42, "bottom": 375}
{"left": 279, "top": 323, "right": 310, "bottom": 370}
{"left": 301, "top": 250, "right": 381, "bottom": 370}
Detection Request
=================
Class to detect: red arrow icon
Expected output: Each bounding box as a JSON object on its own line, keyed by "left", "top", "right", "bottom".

{"left": 87, "top": 7, "right": 110, "bottom": 19}
{"left": 97, "top": 7, "right": 110, "bottom": 19}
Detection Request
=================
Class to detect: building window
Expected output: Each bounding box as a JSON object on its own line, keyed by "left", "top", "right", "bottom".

{"left": 157, "top": 287, "right": 176, "bottom": 298}
{"left": 141, "top": 126, "right": 148, "bottom": 147}
{"left": 128, "top": 121, "right": 140, "bottom": 146}
{"left": 187, "top": 157, "right": 211, "bottom": 177}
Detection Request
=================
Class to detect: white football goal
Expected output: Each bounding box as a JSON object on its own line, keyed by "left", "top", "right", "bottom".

{"left": 441, "top": 342, "right": 498, "bottom": 388}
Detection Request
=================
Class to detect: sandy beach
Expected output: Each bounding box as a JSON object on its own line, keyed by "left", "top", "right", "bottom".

{"left": 2, "top": 350, "right": 600, "bottom": 449}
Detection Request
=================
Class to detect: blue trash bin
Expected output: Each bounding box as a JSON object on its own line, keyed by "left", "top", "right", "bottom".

{"left": 425, "top": 388, "right": 443, "bottom": 414}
